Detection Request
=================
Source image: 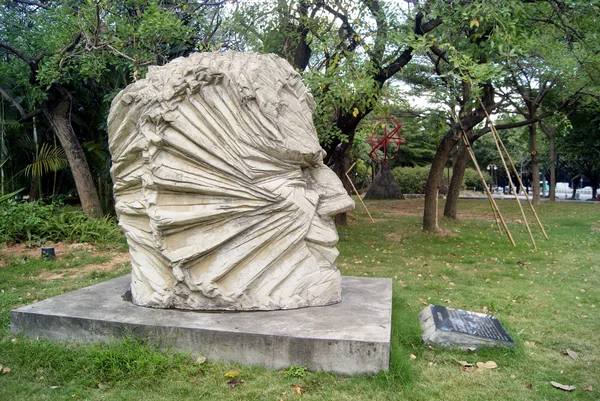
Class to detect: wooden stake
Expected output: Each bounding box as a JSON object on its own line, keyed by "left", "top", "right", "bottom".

{"left": 460, "top": 130, "right": 516, "bottom": 246}
{"left": 345, "top": 162, "right": 375, "bottom": 223}
{"left": 478, "top": 100, "right": 549, "bottom": 239}
{"left": 489, "top": 119, "right": 537, "bottom": 249}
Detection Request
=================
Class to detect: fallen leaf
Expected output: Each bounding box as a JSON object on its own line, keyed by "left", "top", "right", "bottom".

{"left": 50, "top": 386, "right": 61, "bottom": 389}
{"left": 428, "top": 362, "right": 434, "bottom": 367}
{"left": 476, "top": 361, "right": 498, "bottom": 369}
{"left": 551, "top": 381, "right": 576, "bottom": 391}
{"left": 525, "top": 383, "right": 533, "bottom": 389}
{"left": 1, "top": 366, "right": 10, "bottom": 374}
{"left": 457, "top": 361, "right": 473, "bottom": 367}
{"left": 224, "top": 370, "right": 240, "bottom": 378}
{"left": 195, "top": 356, "right": 207, "bottom": 364}
{"left": 510, "top": 375, "right": 516, "bottom": 379}
{"left": 410, "top": 354, "right": 417, "bottom": 360}
{"left": 524, "top": 341, "right": 536, "bottom": 347}
{"left": 583, "top": 386, "right": 593, "bottom": 391}
{"left": 482, "top": 306, "right": 489, "bottom": 313}
{"left": 462, "top": 346, "right": 476, "bottom": 352}
{"left": 291, "top": 384, "right": 307, "bottom": 395}
{"left": 227, "top": 379, "right": 244, "bottom": 388}
{"left": 564, "top": 349, "right": 579, "bottom": 360}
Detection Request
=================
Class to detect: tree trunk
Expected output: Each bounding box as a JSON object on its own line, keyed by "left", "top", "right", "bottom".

{"left": 540, "top": 122, "right": 556, "bottom": 201}
{"left": 423, "top": 134, "right": 458, "bottom": 230}
{"left": 364, "top": 165, "right": 404, "bottom": 200}
{"left": 529, "top": 123, "right": 540, "bottom": 205}
{"left": 330, "top": 141, "right": 352, "bottom": 226}
{"left": 444, "top": 141, "right": 470, "bottom": 219}
{"left": 548, "top": 131, "right": 556, "bottom": 202}
{"left": 43, "top": 86, "right": 103, "bottom": 217}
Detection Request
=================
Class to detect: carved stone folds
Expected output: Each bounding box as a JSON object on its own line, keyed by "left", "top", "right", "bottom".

{"left": 108, "top": 52, "right": 354, "bottom": 310}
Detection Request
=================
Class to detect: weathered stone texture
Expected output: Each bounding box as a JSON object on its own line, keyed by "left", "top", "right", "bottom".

{"left": 108, "top": 52, "right": 354, "bottom": 310}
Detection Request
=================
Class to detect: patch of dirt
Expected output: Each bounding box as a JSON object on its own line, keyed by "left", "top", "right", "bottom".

{"left": 385, "top": 232, "right": 405, "bottom": 242}
{"left": 436, "top": 229, "right": 457, "bottom": 237}
{"left": 592, "top": 225, "right": 600, "bottom": 231}
{"left": 0, "top": 242, "right": 93, "bottom": 261}
{"left": 0, "top": 242, "right": 130, "bottom": 280}
{"left": 36, "top": 251, "right": 130, "bottom": 282}
{"left": 386, "top": 201, "right": 424, "bottom": 216}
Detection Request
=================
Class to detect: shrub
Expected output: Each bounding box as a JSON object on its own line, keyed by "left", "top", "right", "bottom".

{"left": 392, "top": 166, "right": 430, "bottom": 194}
{"left": 392, "top": 166, "right": 490, "bottom": 194}
{"left": 392, "top": 166, "right": 451, "bottom": 195}
{"left": 0, "top": 199, "right": 124, "bottom": 246}
{"left": 463, "top": 168, "right": 491, "bottom": 191}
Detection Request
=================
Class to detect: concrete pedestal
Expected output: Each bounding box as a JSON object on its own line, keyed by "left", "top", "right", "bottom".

{"left": 11, "top": 275, "right": 392, "bottom": 375}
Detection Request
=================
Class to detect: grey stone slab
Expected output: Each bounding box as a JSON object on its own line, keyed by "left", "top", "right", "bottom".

{"left": 420, "top": 305, "right": 514, "bottom": 349}
{"left": 11, "top": 275, "right": 391, "bottom": 375}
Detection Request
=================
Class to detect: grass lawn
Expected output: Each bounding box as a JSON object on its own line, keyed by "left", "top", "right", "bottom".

{"left": 0, "top": 198, "right": 598, "bottom": 400}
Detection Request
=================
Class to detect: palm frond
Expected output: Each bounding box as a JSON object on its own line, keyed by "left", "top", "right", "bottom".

{"left": 23, "top": 143, "right": 69, "bottom": 178}
{"left": 0, "top": 188, "right": 23, "bottom": 203}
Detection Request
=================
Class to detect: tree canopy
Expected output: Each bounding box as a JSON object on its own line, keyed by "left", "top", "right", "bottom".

{"left": 1, "top": 0, "right": 598, "bottom": 225}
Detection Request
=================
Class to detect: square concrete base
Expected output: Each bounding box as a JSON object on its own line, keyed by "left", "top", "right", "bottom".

{"left": 11, "top": 275, "right": 391, "bottom": 375}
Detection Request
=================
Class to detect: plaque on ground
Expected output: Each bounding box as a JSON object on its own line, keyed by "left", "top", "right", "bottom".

{"left": 419, "top": 305, "right": 514, "bottom": 349}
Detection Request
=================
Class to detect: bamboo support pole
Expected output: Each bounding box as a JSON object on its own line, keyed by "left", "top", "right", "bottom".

{"left": 479, "top": 100, "right": 549, "bottom": 239}
{"left": 489, "top": 119, "right": 537, "bottom": 249}
{"left": 345, "top": 162, "right": 375, "bottom": 223}
{"left": 460, "top": 130, "right": 516, "bottom": 246}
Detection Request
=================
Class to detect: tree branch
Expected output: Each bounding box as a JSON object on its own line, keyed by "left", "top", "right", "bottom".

{"left": 0, "top": 41, "right": 34, "bottom": 65}
{"left": 12, "top": 0, "right": 50, "bottom": 9}
{"left": 0, "top": 87, "right": 27, "bottom": 118}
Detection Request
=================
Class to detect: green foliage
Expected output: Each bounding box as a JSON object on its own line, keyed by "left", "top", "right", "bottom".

{"left": 89, "top": 338, "right": 193, "bottom": 385}
{"left": 463, "top": 168, "right": 491, "bottom": 191}
{"left": 392, "top": 166, "right": 490, "bottom": 194}
{"left": 0, "top": 188, "right": 23, "bottom": 204}
{"left": 0, "top": 200, "right": 123, "bottom": 245}
{"left": 23, "top": 142, "right": 68, "bottom": 179}
{"left": 392, "top": 165, "right": 431, "bottom": 194}
{"left": 283, "top": 365, "right": 309, "bottom": 378}
{"left": 1, "top": 201, "right": 600, "bottom": 400}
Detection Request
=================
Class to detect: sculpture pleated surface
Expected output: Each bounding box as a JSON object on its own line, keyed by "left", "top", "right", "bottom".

{"left": 108, "top": 52, "right": 355, "bottom": 310}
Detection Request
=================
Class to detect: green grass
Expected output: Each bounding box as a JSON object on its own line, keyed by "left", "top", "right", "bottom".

{"left": 0, "top": 199, "right": 599, "bottom": 400}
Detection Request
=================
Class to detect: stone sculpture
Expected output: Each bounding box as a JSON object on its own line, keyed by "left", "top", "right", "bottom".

{"left": 108, "top": 52, "right": 355, "bottom": 311}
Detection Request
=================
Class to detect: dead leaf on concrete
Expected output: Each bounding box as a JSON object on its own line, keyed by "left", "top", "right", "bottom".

{"left": 563, "top": 349, "right": 579, "bottom": 360}
{"left": 583, "top": 386, "right": 593, "bottom": 391}
{"left": 227, "top": 379, "right": 244, "bottom": 388}
{"left": 476, "top": 361, "right": 498, "bottom": 369}
{"left": 291, "top": 384, "right": 307, "bottom": 395}
{"left": 551, "top": 381, "right": 576, "bottom": 391}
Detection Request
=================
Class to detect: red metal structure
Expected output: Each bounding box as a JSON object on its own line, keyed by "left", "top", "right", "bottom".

{"left": 366, "top": 117, "right": 405, "bottom": 166}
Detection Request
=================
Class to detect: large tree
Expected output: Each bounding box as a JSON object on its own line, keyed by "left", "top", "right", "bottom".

{"left": 0, "top": 0, "right": 224, "bottom": 215}
{"left": 227, "top": 0, "right": 442, "bottom": 223}
{"left": 420, "top": 0, "right": 600, "bottom": 230}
